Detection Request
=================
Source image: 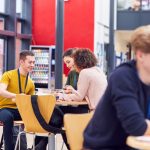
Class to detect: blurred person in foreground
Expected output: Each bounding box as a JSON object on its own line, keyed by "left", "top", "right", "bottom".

{"left": 0, "top": 50, "right": 35, "bottom": 150}
{"left": 83, "top": 25, "right": 150, "bottom": 150}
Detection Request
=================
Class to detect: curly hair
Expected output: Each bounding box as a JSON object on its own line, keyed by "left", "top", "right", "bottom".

{"left": 73, "top": 48, "right": 97, "bottom": 70}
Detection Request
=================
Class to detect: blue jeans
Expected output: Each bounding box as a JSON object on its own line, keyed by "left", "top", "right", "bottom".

{"left": 0, "top": 108, "right": 22, "bottom": 150}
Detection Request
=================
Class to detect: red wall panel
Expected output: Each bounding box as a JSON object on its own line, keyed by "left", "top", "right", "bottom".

{"left": 32, "top": 0, "right": 94, "bottom": 74}
{"left": 32, "top": 0, "right": 55, "bottom": 45}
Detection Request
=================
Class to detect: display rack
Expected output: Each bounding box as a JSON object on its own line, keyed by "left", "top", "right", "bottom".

{"left": 30, "top": 45, "right": 55, "bottom": 89}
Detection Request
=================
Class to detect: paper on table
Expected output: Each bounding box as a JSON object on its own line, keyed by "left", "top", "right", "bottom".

{"left": 136, "top": 136, "right": 150, "bottom": 142}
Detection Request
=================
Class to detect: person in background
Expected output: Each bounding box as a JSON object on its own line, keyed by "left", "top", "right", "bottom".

{"left": 63, "top": 48, "right": 79, "bottom": 90}
{"left": 61, "top": 48, "right": 90, "bottom": 114}
{"left": 128, "top": 0, "right": 141, "bottom": 11}
{"left": 83, "top": 25, "right": 150, "bottom": 150}
{"left": 33, "top": 48, "right": 81, "bottom": 150}
{"left": 34, "top": 48, "right": 107, "bottom": 150}
{"left": 0, "top": 50, "right": 35, "bottom": 150}
{"left": 58, "top": 48, "right": 107, "bottom": 111}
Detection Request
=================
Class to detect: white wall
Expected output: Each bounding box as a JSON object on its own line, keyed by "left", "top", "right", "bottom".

{"left": 94, "top": 0, "right": 110, "bottom": 72}
{"left": 16, "top": 0, "right": 22, "bottom": 14}
{"left": 0, "top": 0, "right": 22, "bottom": 13}
{"left": 94, "top": 0, "right": 110, "bottom": 48}
{"left": 0, "top": 0, "right": 5, "bottom": 13}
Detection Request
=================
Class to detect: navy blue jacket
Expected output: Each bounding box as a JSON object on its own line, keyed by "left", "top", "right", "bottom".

{"left": 84, "top": 60, "right": 150, "bottom": 150}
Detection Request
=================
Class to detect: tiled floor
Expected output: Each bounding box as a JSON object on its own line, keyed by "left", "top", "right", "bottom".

{"left": 0, "top": 126, "right": 68, "bottom": 150}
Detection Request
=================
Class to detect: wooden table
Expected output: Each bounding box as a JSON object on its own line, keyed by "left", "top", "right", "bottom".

{"left": 56, "top": 100, "right": 88, "bottom": 106}
{"left": 36, "top": 90, "right": 88, "bottom": 106}
{"left": 126, "top": 136, "right": 150, "bottom": 150}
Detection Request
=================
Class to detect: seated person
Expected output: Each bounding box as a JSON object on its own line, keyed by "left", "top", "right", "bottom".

{"left": 62, "top": 48, "right": 89, "bottom": 114}
{"left": 83, "top": 25, "right": 150, "bottom": 150}
{"left": 34, "top": 48, "right": 107, "bottom": 150}
{"left": 0, "top": 50, "right": 35, "bottom": 150}
{"left": 58, "top": 48, "right": 107, "bottom": 110}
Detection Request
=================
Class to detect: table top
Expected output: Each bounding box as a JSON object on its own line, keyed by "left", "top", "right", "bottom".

{"left": 36, "top": 89, "right": 88, "bottom": 106}
{"left": 126, "top": 136, "right": 150, "bottom": 150}
{"left": 56, "top": 100, "right": 88, "bottom": 106}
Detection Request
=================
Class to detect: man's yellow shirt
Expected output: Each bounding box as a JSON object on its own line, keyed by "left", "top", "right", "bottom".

{"left": 0, "top": 69, "right": 35, "bottom": 109}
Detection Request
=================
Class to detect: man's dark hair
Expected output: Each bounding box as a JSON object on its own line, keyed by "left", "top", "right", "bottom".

{"left": 20, "top": 50, "right": 34, "bottom": 60}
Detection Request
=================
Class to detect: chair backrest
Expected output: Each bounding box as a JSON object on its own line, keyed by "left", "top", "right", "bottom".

{"left": 16, "top": 94, "right": 56, "bottom": 133}
{"left": 64, "top": 112, "right": 93, "bottom": 150}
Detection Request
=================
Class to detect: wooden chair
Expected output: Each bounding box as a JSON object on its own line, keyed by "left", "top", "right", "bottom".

{"left": 64, "top": 112, "right": 93, "bottom": 150}
{"left": 15, "top": 94, "right": 64, "bottom": 150}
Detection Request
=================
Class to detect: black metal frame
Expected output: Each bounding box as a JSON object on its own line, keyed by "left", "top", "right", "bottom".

{"left": 55, "top": 0, "right": 64, "bottom": 89}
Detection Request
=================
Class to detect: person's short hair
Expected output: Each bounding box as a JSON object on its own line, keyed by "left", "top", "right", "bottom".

{"left": 20, "top": 50, "right": 34, "bottom": 60}
{"left": 73, "top": 48, "right": 97, "bottom": 70}
{"left": 63, "top": 48, "right": 77, "bottom": 58}
{"left": 130, "top": 25, "right": 150, "bottom": 53}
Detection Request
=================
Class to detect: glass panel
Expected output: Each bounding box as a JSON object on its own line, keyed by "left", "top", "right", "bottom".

{"left": 0, "top": 18, "right": 4, "bottom": 30}
{"left": 117, "top": 0, "right": 131, "bottom": 10}
{"left": 142, "top": 0, "right": 150, "bottom": 10}
{"left": 17, "top": 21, "right": 22, "bottom": 33}
{"left": 0, "top": 39, "right": 5, "bottom": 77}
{"left": 117, "top": 0, "right": 141, "bottom": 11}
{"left": 15, "top": 38, "right": 21, "bottom": 68}
{"left": 16, "top": 0, "right": 23, "bottom": 17}
{"left": 0, "top": 0, "right": 5, "bottom": 13}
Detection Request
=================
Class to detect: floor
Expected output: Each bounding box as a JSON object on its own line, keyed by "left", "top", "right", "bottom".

{"left": 0, "top": 126, "right": 68, "bottom": 150}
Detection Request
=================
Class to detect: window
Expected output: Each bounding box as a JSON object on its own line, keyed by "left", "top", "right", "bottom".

{"left": 16, "top": 0, "right": 23, "bottom": 17}
{"left": 0, "top": 0, "right": 32, "bottom": 71}
{"left": 0, "top": 0, "right": 5, "bottom": 13}
{"left": 16, "top": 38, "right": 21, "bottom": 68}
{"left": 0, "top": 38, "right": 5, "bottom": 77}
{"left": 0, "top": 18, "right": 4, "bottom": 30}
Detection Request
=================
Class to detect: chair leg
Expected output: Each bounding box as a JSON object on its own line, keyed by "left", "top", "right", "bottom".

{"left": 32, "top": 134, "right": 36, "bottom": 150}
{"left": 14, "top": 131, "right": 25, "bottom": 150}
{"left": 0, "top": 134, "right": 3, "bottom": 150}
{"left": 48, "top": 134, "right": 55, "bottom": 150}
{"left": 14, "top": 132, "right": 20, "bottom": 150}
{"left": 48, "top": 134, "right": 51, "bottom": 150}
{"left": 61, "top": 142, "right": 64, "bottom": 150}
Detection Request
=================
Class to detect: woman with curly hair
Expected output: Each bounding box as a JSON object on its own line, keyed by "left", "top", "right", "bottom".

{"left": 58, "top": 48, "right": 107, "bottom": 110}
